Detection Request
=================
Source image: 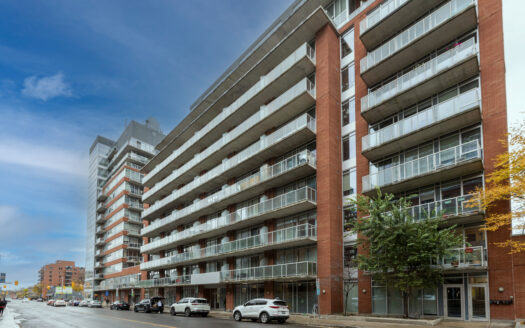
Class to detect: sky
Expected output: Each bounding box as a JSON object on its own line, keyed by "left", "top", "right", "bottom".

{"left": 0, "top": 1, "right": 523, "bottom": 288}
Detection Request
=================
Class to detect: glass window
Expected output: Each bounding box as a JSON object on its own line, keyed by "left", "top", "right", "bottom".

{"left": 342, "top": 169, "right": 356, "bottom": 196}
{"left": 341, "top": 64, "right": 355, "bottom": 92}
{"left": 372, "top": 285, "right": 387, "bottom": 314}
{"left": 342, "top": 136, "right": 349, "bottom": 161}
{"left": 342, "top": 98, "right": 355, "bottom": 126}
{"left": 341, "top": 29, "right": 354, "bottom": 58}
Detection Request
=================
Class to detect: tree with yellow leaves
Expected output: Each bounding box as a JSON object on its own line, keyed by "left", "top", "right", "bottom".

{"left": 470, "top": 121, "right": 525, "bottom": 253}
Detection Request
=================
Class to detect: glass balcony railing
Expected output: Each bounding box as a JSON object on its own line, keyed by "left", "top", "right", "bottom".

{"left": 409, "top": 194, "right": 481, "bottom": 221}
{"left": 142, "top": 183, "right": 316, "bottom": 241}
{"left": 144, "top": 79, "right": 316, "bottom": 203}
{"left": 362, "top": 88, "right": 480, "bottom": 151}
{"left": 141, "top": 223, "right": 317, "bottom": 271}
{"left": 141, "top": 151, "right": 316, "bottom": 251}
{"left": 360, "top": 0, "right": 409, "bottom": 35}
{"left": 144, "top": 43, "right": 316, "bottom": 185}
{"left": 363, "top": 140, "right": 482, "bottom": 192}
{"left": 223, "top": 261, "right": 317, "bottom": 282}
{"left": 361, "top": 37, "right": 478, "bottom": 113}
{"left": 139, "top": 275, "right": 191, "bottom": 288}
{"left": 440, "top": 246, "right": 486, "bottom": 268}
{"left": 361, "top": 0, "right": 475, "bottom": 73}
{"left": 143, "top": 113, "right": 316, "bottom": 218}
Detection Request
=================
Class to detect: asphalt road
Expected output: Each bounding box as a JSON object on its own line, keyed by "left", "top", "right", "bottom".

{"left": 5, "top": 300, "right": 309, "bottom": 328}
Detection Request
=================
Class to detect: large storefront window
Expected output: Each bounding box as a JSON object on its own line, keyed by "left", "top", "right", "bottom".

{"left": 344, "top": 282, "right": 358, "bottom": 313}
{"left": 274, "top": 281, "right": 316, "bottom": 314}
{"left": 372, "top": 281, "right": 438, "bottom": 316}
{"left": 234, "top": 284, "right": 264, "bottom": 307}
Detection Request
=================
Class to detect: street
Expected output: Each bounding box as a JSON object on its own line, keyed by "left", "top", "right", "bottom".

{"left": 2, "top": 300, "right": 311, "bottom": 328}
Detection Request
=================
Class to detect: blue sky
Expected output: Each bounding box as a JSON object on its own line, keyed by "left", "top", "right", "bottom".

{"left": 0, "top": 1, "right": 523, "bottom": 288}
{"left": 0, "top": 0, "right": 294, "bottom": 287}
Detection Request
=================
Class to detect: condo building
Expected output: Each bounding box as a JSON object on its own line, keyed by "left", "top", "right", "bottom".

{"left": 86, "top": 119, "right": 164, "bottom": 301}
{"left": 39, "top": 261, "right": 84, "bottom": 299}
{"left": 134, "top": 0, "right": 522, "bottom": 321}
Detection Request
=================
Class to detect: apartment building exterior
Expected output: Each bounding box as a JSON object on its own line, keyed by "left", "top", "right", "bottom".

{"left": 39, "top": 261, "right": 84, "bottom": 299}
{"left": 86, "top": 119, "right": 164, "bottom": 302}
{"left": 135, "top": 0, "right": 522, "bottom": 321}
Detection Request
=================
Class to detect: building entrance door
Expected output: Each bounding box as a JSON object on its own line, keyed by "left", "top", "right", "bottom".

{"left": 469, "top": 284, "right": 488, "bottom": 321}
{"left": 444, "top": 285, "right": 464, "bottom": 319}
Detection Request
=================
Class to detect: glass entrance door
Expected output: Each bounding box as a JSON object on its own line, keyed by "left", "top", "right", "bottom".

{"left": 469, "top": 284, "right": 488, "bottom": 320}
{"left": 444, "top": 285, "right": 463, "bottom": 319}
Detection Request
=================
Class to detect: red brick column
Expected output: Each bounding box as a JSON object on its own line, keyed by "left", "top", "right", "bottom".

{"left": 226, "top": 284, "right": 235, "bottom": 311}
{"left": 315, "top": 23, "right": 343, "bottom": 314}
{"left": 478, "top": 0, "right": 514, "bottom": 320}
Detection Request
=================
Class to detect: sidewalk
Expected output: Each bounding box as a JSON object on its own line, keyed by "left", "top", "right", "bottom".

{"left": 206, "top": 311, "right": 517, "bottom": 328}
{"left": 0, "top": 307, "right": 22, "bottom": 328}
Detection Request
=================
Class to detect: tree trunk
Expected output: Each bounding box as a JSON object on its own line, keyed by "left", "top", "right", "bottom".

{"left": 403, "top": 291, "right": 409, "bottom": 318}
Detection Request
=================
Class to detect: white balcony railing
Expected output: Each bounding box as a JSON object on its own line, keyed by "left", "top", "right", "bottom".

{"left": 362, "top": 88, "right": 480, "bottom": 151}
{"left": 361, "top": 37, "right": 478, "bottom": 113}
{"left": 440, "top": 246, "right": 486, "bottom": 268}
{"left": 144, "top": 78, "right": 316, "bottom": 203}
{"left": 144, "top": 43, "right": 316, "bottom": 186}
{"left": 360, "top": 0, "right": 410, "bottom": 35}
{"left": 361, "top": 0, "right": 475, "bottom": 73}
{"left": 141, "top": 223, "right": 317, "bottom": 271}
{"left": 408, "top": 194, "right": 481, "bottom": 221}
{"left": 223, "top": 261, "right": 317, "bottom": 282}
{"left": 140, "top": 150, "right": 316, "bottom": 251}
{"left": 363, "top": 140, "right": 482, "bottom": 192}
{"left": 142, "top": 112, "right": 316, "bottom": 218}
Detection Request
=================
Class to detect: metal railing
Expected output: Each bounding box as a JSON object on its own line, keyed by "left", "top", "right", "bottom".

{"left": 360, "top": 0, "right": 410, "bottom": 35}
{"left": 140, "top": 151, "right": 316, "bottom": 250}
{"left": 361, "top": 37, "right": 478, "bottom": 113}
{"left": 361, "top": 0, "right": 475, "bottom": 72}
{"left": 142, "top": 113, "right": 316, "bottom": 219}
{"left": 363, "top": 140, "right": 482, "bottom": 192}
{"left": 409, "top": 194, "right": 482, "bottom": 221}
{"left": 223, "top": 261, "right": 317, "bottom": 282}
{"left": 144, "top": 43, "right": 316, "bottom": 185}
{"left": 141, "top": 223, "right": 317, "bottom": 271}
{"left": 362, "top": 88, "right": 480, "bottom": 150}
{"left": 439, "top": 246, "right": 486, "bottom": 268}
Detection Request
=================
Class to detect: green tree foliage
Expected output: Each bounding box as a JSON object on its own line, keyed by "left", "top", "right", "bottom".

{"left": 351, "top": 190, "right": 463, "bottom": 317}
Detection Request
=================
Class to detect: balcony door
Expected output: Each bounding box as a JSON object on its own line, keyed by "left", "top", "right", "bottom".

{"left": 469, "top": 284, "right": 489, "bottom": 321}
{"left": 444, "top": 284, "right": 464, "bottom": 319}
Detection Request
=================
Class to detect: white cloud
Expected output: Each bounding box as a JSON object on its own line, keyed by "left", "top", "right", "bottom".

{"left": 21, "top": 72, "right": 72, "bottom": 101}
{"left": 0, "top": 137, "right": 87, "bottom": 177}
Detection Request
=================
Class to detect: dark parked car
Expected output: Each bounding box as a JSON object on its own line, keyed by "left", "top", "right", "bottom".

{"left": 134, "top": 297, "right": 165, "bottom": 313}
{"left": 73, "top": 300, "right": 80, "bottom": 306}
{"left": 110, "top": 301, "right": 130, "bottom": 310}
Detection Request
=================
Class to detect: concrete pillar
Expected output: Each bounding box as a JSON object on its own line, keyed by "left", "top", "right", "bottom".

{"left": 315, "top": 23, "right": 343, "bottom": 314}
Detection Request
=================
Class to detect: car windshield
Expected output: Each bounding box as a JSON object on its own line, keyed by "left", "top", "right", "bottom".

{"left": 273, "top": 301, "right": 287, "bottom": 306}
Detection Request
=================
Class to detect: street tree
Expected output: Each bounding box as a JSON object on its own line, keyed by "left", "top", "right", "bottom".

{"left": 351, "top": 190, "right": 463, "bottom": 318}
{"left": 469, "top": 121, "right": 525, "bottom": 253}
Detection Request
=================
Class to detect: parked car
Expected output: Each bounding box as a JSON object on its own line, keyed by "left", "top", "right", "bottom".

{"left": 170, "top": 298, "right": 210, "bottom": 317}
{"left": 54, "top": 300, "right": 67, "bottom": 307}
{"left": 233, "top": 298, "right": 289, "bottom": 324}
{"left": 79, "top": 300, "right": 89, "bottom": 307}
{"left": 47, "top": 300, "right": 56, "bottom": 306}
{"left": 88, "top": 300, "right": 102, "bottom": 308}
{"left": 67, "top": 300, "right": 74, "bottom": 306}
{"left": 37, "top": 298, "right": 43, "bottom": 302}
{"left": 134, "top": 297, "right": 165, "bottom": 313}
{"left": 73, "top": 300, "right": 81, "bottom": 306}
{"left": 110, "top": 301, "right": 130, "bottom": 310}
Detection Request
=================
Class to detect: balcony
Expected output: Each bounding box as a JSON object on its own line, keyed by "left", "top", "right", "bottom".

{"left": 95, "top": 250, "right": 104, "bottom": 258}
{"left": 440, "top": 246, "right": 487, "bottom": 271}
{"left": 96, "top": 203, "right": 106, "bottom": 213}
{"left": 141, "top": 151, "right": 315, "bottom": 240}
{"left": 361, "top": 37, "right": 479, "bottom": 123}
{"left": 139, "top": 275, "right": 191, "bottom": 288}
{"left": 144, "top": 77, "right": 316, "bottom": 204}
{"left": 223, "top": 261, "right": 317, "bottom": 283}
{"left": 125, "top": 256, "right": 142, "bottom": 263}
{"left": 128, "top": 202, "right": 143, "bottom": 212}
{"left": 96, "top": 226, "right": 105, "bottom": 235}
{"left": 363, "top": 140, "right": 483, "bottom": 195}
{"left": 362, "top": 88, "right": 481, "bottom": 161}
{"left": 94, "top": 274, "right": 104, "bottom": 280}
{"left": 360, "top": 0, "right": 477, "bottom": 86}
{"left": 144, "top": 43, "right": 316, "bottom": 188}
{"left": 95, "top": 238, "right": 105, "bottom": 246}
{"left": 359, "top": 0, "right": 444, "bottom": 50}
{"left": 142, "top": 185, "right": 317, "bottom": 246}
{"left": 409, "top": 194, "right": 483, "bottom": 225}
{"left": 141, "top": 223, "right": 317, "bottom": 271}
{"left": 123, "top": 241, "right": 141, "bottom": 249}
{"left": 142, "top": 113, "right": 316, "bottom": 220}
{"left": 97, "top": 191, "right": 107, "bottom": 202}
{"left": 95, "top": 262, "right": 104, "bottom": 269}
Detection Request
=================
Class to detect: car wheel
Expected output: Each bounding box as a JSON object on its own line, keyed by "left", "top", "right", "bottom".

{"left": 260, "top": 312, "right": 270, "bottom": 324}
{"left": 170, "top": 307, "right": 176, "bottom": 316}
{"left": 134, "top": 307, "right": 138, "bottom": 312}
{"left": 184, "top": 308, "right": 191, "bottom": 317}
{"left": 234, "top": 311, "right": 242, "bottom": 321}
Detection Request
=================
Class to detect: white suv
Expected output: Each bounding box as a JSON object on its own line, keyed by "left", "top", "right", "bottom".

{"left": 233, "top": 298, "right": 289, "bottom": 324}
{"left": 170, "top": 297, "right": 210, "bottom": 317}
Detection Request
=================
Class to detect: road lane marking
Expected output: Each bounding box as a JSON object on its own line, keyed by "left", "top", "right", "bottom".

{"left": 100, "top": 314, "right": 177, "bottom": 328}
